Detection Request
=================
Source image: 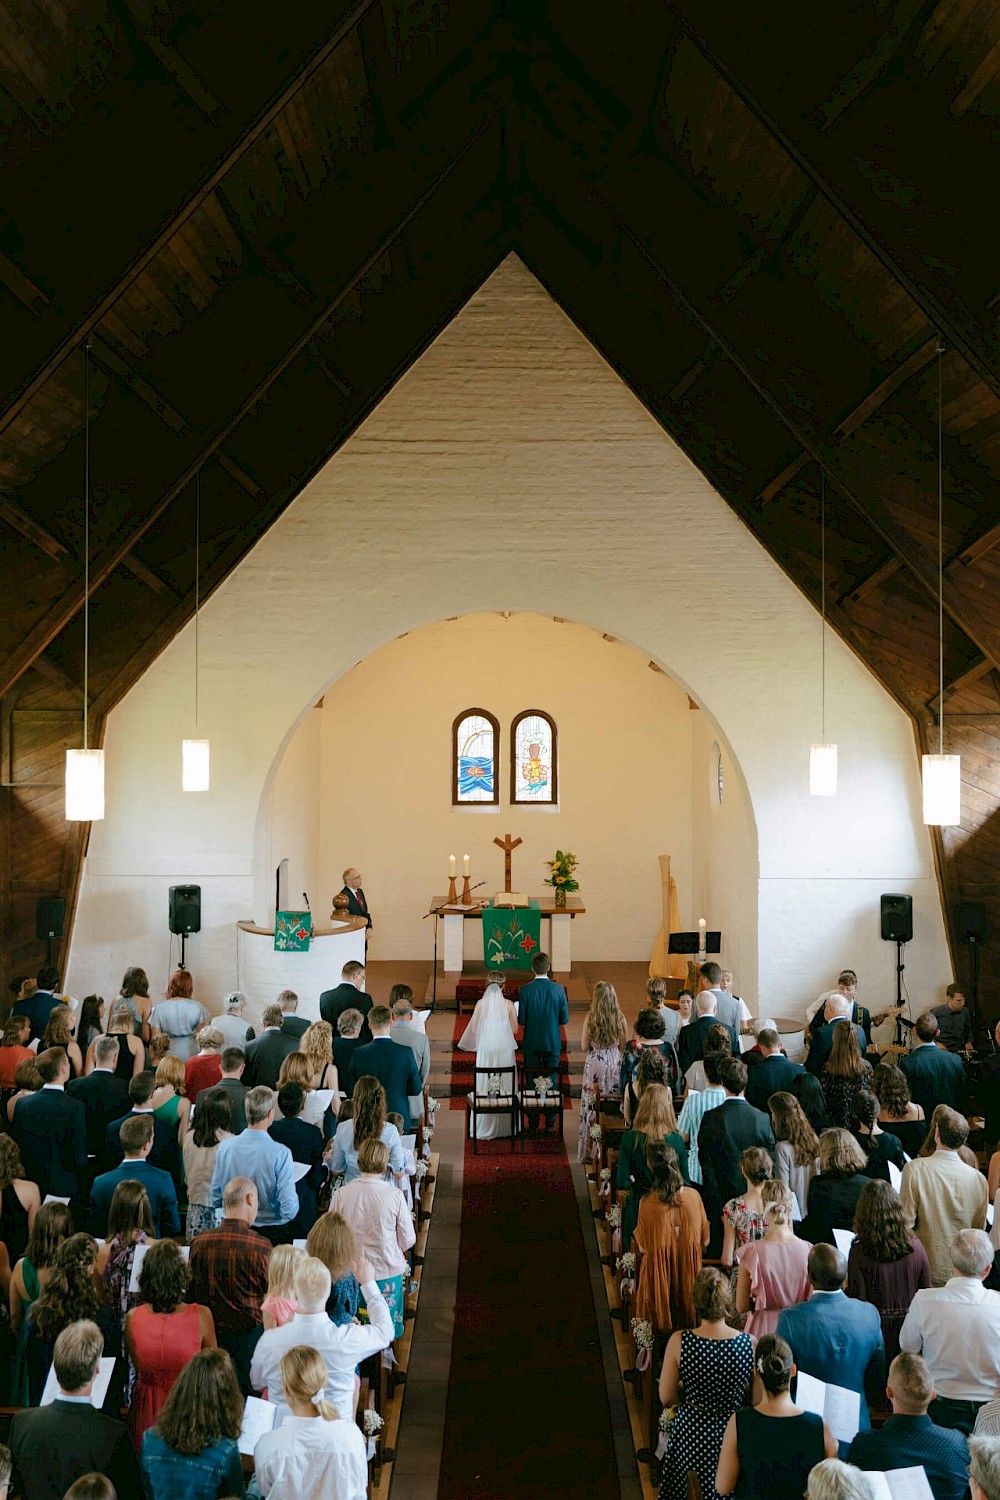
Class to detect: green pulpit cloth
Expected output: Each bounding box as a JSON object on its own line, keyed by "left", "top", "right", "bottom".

{"left": 481, "top": 902, "right": 542, "bottom": 969}
{"left": 274, "top": 911, "right": 311, "bottom": 951}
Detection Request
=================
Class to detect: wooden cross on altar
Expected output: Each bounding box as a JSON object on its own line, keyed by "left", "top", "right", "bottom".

{"left": 493, "top": 831, "right": 523, "bottom": 892}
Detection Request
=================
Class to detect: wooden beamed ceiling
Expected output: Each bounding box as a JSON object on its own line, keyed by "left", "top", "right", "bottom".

{"left": 3, "top": 0, "right": 1000, "bottom": 1015}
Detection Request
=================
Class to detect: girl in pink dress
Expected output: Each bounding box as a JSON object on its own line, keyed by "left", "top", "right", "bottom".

{"left": 735, "top": 1181, "right": 812, "bottom": 1336}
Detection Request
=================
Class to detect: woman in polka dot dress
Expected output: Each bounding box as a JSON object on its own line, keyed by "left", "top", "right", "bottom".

{"left": 658, "top": 1268, "right": 754, "bottom": 1500}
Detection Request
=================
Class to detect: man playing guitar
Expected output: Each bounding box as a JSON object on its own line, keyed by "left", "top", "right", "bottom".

{"left": 805, "top": 969, "right": 902, "bottom": 1057}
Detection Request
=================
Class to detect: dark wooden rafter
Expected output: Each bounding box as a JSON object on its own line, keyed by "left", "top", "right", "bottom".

{"left": 0, "top": 0, "right": 381, "bottom": 438}
{"left": 666, "top": 6, "right": 1000, "bottom": 403}
{"left": 0, "top": 116, "right": 498, "bottom": 700}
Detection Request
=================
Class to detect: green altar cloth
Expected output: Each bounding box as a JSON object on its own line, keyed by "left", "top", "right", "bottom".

{"left": 481, "top": 901, "right": 542, "bottom": 970}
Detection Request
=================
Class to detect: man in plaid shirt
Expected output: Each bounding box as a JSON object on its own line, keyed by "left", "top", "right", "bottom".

{"left": 188, "top": 1175, "right": 271, "bottom": 1393}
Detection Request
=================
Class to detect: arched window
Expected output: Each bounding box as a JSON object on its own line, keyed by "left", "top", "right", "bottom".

{"left": 452, "top": 709, "right": 500, "bottom": 805}
{"left": 510, "top": 710, "right": 558, "bottom": 805}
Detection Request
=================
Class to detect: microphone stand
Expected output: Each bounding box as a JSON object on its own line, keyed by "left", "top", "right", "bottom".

{"left": 423, "top": 881, "right": 488, "bottom": 1013}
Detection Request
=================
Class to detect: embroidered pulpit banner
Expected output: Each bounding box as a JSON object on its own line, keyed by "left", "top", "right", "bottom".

{"left": 481, "top": 902, "right": 542, "bottom": 970}
{"left": 274, "top": 911, "right": 312, "bottom": 951}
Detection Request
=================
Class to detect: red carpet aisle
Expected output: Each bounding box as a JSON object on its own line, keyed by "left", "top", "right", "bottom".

{"left": 435, "top": 1124, "right": 619, "bottom": 1498}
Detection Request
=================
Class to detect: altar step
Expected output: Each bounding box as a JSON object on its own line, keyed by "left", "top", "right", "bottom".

{"left": 421, "top": 965, "right": 590, "bottom": 1008}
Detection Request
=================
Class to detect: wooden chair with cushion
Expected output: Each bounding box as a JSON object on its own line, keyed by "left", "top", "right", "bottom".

{"left": 465, "top": 1064, "right": 518, "bottom": 1153}
{"left": 518, "top": 1063, "right": 564, "bottom": 1144}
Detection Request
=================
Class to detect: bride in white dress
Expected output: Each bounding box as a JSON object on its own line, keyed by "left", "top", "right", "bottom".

{"left": 457, "top": 981, "right": 519, "bottom": 1138}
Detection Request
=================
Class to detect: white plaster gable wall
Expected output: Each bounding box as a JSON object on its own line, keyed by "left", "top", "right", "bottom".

{"left": 67, "top": 254, "right": 951, "bottom": 1018}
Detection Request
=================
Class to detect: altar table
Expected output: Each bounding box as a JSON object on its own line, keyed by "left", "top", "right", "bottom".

{"left": 429, "top": 894, "right": 585, "bottom": 975}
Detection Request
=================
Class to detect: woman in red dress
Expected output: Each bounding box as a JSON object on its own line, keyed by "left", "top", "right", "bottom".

{"left": 125, "top": 1239, "right": 215, "bottom": 1449}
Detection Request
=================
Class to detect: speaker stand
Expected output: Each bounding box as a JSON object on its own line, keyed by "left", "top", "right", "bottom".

{"left": 178, "top": 932, "right": 188, "bottom": 970}
{"left": 894, "top": 940, "right": 907, "bottom": 1050}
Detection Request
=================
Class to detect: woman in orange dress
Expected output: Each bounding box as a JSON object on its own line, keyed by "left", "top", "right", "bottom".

{"left": 633, "top": 1141, "right": 709, "bottom": 1332}
{"left": 125, "top": 1239, "right": 215, "bottom": 1450}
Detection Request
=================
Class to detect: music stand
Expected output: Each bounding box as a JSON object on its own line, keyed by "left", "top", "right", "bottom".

{"left": 668, "top": 932, "right": 722, "bottom": 955}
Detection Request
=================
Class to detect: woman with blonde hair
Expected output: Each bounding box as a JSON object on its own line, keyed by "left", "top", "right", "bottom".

{"left": 769, "top": 1091, "right": 820, "bottom": 1220}
{"left": 821, "top": 1020, "right": 874, "bottom": 1130}
{"left": 577, "top": 979, "right": 628, "bottom": 1163}
{"left": 40, "top": 1005, "right": 83, "bottom": 1077}
{"left": 302, "top": 1020, "right": 340, "bottom": 1094}
{"left": 330, "top": 1137, "right": 415, "bottom": 1338}
{"left": 801, "top": 1128, "right": 871, "bottom": 1245}
{"left": 735, "top": 1180, "right": 812, "bottom": 1336}
{"left": 262, "top": 1243, "right": 305, "bottom": 1330}
{"left": 277, "top": 1050, "right": 333, "bottom": 1133}
{"left": 253, "top": 1344, "right": 368, "bottom": 1500}
{"left": 616, "top": 1083, "right": 689, "bottom": 1251}
{"left": 306, "top": 1212, "right": 360, "bottom": 1326}
{"left": 633, "top": 1141, "right": 708, "bottom": 1332}
{"left": 84, "top": 1001, "right": 143, "bottom": 1079}
{"left": 184, "top": 1025, "right": 224, "bottom": 1101}
{"left": 150, "top": 1052, "right": 190, "bottom": 1141}
{"left": 328, "top": 1075, "right": 405, "bottom": 1183}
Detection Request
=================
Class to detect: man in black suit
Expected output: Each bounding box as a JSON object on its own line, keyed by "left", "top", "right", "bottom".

{"left": 9, "top": 1318, "right": 140, "bottom": 1500}
{"left": 333, "top": 1007, "right": 367, "bottom": 1094}
{"left": 11, "top": 965, "right": 63, "bottom": 1043}
{"left": 698, "top": 1055, "right": 775, "bottom": 1249}
{"left": 349, "top": 1005, "right": 424, "bottom": 1130}
{"left": 67, "top": 1034, "right": 132, "bottom": 1165}
{"left": 244, "top": 1003, "right": 301, "bottom": 1089}
{"left": 90, "top": 1115, "right": 181, "bottom": 1239}
{"left": 848, "top": 1351, "right": 970, "bottom": 1498}
{"left": 103, "top": 1071, "right": 181, "bottom": 1188}
{"left": 678, "top": 991, "right": 723, "bottom": 1076}
{"left": 13, "top": 1046, "right": 87, "bottom": 1200}
{"left": 806, "top": 993, "right": 868, "bottom": 1077}
{"left": 901, "top": 1010, "right": 968, "bottom": 1119}
{"left": 340, "top": 866, "right": 372, "bottom": 930}
{"left": 745, "top": 1027, "right": 805, "bottom": 1112}
{"left": 320, "top": 959, "right": 374, "bottom": 1042}
{"left": 196, "top": 1046, "right": 248, "bottom": 1131}
{"left": 277, "top": 988, "right": 309, "bottom": 1039}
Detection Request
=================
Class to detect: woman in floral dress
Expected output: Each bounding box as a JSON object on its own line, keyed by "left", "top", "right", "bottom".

{"left": 577, "top": 981, "right": 627, "bottom": 1164}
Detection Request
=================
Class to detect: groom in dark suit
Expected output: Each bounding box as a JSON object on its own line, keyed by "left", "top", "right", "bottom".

{"left": 517, "top": 952, "right": 569, "bottom": 1129}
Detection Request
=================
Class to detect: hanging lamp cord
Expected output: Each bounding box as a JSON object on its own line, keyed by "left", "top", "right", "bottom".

{"left": 194, "top": 472, "right": 200, "bottom": 731}
{"left": 820, "top": 469, "right": 826, "bottom": 744}
{"left": 937, "top": 340, "right": 944, "bottom": 756}
{"left": 83, "top": 343, "right": 91, "bottom": 752}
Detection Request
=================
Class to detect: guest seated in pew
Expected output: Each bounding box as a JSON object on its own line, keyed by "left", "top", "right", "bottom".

{"left": 632, "top": 1141, "right": 707, "bottom": 1334}
{"left": 306, "top": 1212, "right": 361, "bottom": 1327}
{"left": 139, "top": 1346, "right": 245, "bottom": 1500}
{"left": 735, "top": 1180, "right": 812, "bottom": 1336}
{"left": 900, "top": 1228, "right": 1000, "bottom": 1434}
{"left": 250, "top": 1253, "right": 393, "bottom": 1424}
{"left": 330, "top": 1137, "right": 415, "bottom": 1339}
{"left": 715, "top": 1333, "right": 836, "bottom": 1498}
{"left": 657, "top": 1268, "right": 755, "bottom": 1500}
{"left": 9, "top": 1320, "right": 140, "bottom": 1500}
{"left": 252, "top": 1344, "right": 368, "bottom": 1500}
{"left": 847, "top": 1351, "right": 970, "bottom": 1500}
{"left": 126, "top": 1240, "right": 217, "bottom": 1450}
{"left": 617, "top": 1083, "right": 689, "bottom": 1252}
{"left": 24, "top": 1232, "right": 120, "bottom": 1406}
{"left": 871, "top": 1062, "right": 926, "bottom": 1160}
{"left": 850, "top": 1091, "right": 906, "bottom": 1183}
{"left": 776, "top": 1243, "right": 885, "bottom": 1457}
{"left": 800, "top": 1129, "right": 870, "bottom": 1247}
{"left": 577, "top": 980, "right": 627, "bottom": 1164}
{"left": 721, "top": 1146, "right": 772, "bottom": 1267}
{"left": 261, "top": 1243, "right": 304, "bottom": 1330}
{"left": 0, "top": 1133, "right": 40, "bottom": 1267}
{"left": 846, "top": 1178, "right": 931, "bottom": 1365}
{"left": 768, "top": 1091, "right": 820, "bottom": 1220}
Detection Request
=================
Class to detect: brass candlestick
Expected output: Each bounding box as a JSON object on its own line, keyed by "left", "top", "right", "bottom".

{"left": 447, "top": 875, "right": 458, "bottom": 904}
{"left": 461, "top": 875, "right": 472, "bottom": 904}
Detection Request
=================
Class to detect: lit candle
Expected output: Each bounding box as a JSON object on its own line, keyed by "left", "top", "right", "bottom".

{"left": 448, "top": 855, "right": 457, "bottom": 878}
{"left": 463, "top": 854, "right": 471, "bottom": 876}
{"left": 698, "top": 917, "right": 707, "bottom": 955}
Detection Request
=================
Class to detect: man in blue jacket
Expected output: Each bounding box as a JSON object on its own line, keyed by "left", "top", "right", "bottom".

{"left": 517, "top": 952, "right": 568, "bottom": 1130}
{"left": 90, "top": 1114, "right": 181, "bottom": 1238}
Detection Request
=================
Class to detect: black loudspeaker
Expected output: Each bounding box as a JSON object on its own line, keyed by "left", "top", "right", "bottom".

{"left": 168, "top": 885, "right": 201, "bottom": 935}
{"left": 35, "top": 898, "right": 64, "bottom": 940}
{"left": 880, "top": 893, "right": 913, "bottom": 943}
{"left": 957, "top": 901, "right": 988, "bottom": 945}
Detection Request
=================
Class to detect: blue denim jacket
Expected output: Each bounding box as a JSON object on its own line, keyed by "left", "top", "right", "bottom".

{"left": 140, "top": 1431, "right": 245, "bottom": 1500}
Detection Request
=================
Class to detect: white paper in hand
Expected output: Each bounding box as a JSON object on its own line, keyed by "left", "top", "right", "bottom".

{"left": 291, "top": 1160, "right": 312, "bottom": 1183}
{"left": 833, "top": 1228, "right": 856, "bottom": 1258}
{"left": 239, "top": 1395, "right": 277, "bottom": 1456}
{"left": 888, "top": 1160, "right": 903, "bottom": 1194}
{"left": 865, "top": 1469, "right": 935, "bottom": 1500}
{"left": 795, "top": 1369, "right": 861, "bottom": 1444}
{"left": 128, "top": 1242, "right": 150, "bottom": 1294}
{"left": 42, "top": 1357, "right": 115, "bottom": 1408}
{"left": 411, "top": 1010, "right": 430, "bottom": 1034}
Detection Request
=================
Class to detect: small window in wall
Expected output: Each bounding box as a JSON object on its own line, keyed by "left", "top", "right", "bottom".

{"left": 711, "top": 742, "right": 724, "bottom": 807}
{"left": 511, "top": 710, "right": 558, "bottom": 805}
{"left": 453, "top": 709, "right": 500, "bottom": 804}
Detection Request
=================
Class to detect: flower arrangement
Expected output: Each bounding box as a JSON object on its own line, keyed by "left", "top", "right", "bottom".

{"left": 631, "top": 1317, "right": 653, "bottom": 1352}
{"left": 544, "top": 849, "right": 579, "bottom": 893}
{"left": 589, "top": 1122, "right": 602, "bottom": 1145}
{"left": 608, "top": 1203, "right": 621, "bottom": 1230}
{"left": 415, "top": 1159, "right": 429, "bottom": 1181}
{"left": 363, "top": 1408, "right": 384, "bottom": 1437}
{"left": 426, "top": 1095, "right": 439, "bottom": 1117}
{"left": 533, "top": 1074, "right": 553, "bottom": 1098}
{"left": 617, "top": 1251, "right": 636, "bottom": 1278}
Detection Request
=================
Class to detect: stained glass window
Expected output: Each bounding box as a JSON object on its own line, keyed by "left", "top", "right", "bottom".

{"left": 511, "top": 710, "right": 557, "bottom": 805}
{"left": 452, "top": 709, "right": 500, "bottom": 805}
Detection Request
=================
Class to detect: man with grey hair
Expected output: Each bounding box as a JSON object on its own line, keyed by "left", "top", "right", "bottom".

{"left": 210, "top": 1085, "right": 297, "bottom": 1243}
{"left": 677, "top": 990, "right": 718, "bottom": 1076}
{"left": 806, "top": 1460, "right": 875, "bottom": 1500}
{"left": 9, "top": 1319, "right": 139, "bottom": 1499}
{"left": 333, "top": 1005, "right": 367, "bottom": 1091}
{"left": 67, "top": 1032, "right": 131, "bottom": 1158}
{"left": 971, "top": 1437, "right": 1000, "bottom": 1500}
{"left": 806, "top": 992, "right": 867, "bottom": 1077}
{"left": 900, "top": 1228, "right": 1000, "bottom": 1433}
{"left": 211, "top": 990, "right": 256, "bottom": 1050}
{"left": 390, "top": 985, "right": 431, "bottom": 1121}
{"left": 277, "top": 987, "right": 308, "bottom": 1038}
{"left": 244, "top": 1001, "right": 299, "bottom": 1089}
{"left": 849, "top": 1351, "right": 970, "bottom": 1500}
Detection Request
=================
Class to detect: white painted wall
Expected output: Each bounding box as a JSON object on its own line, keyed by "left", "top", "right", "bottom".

{"left": 689, "top": 714, "right": 758, "bottom": 1004}
{"left": 66, "top": 254, "right": 952, "bottom": 1020}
